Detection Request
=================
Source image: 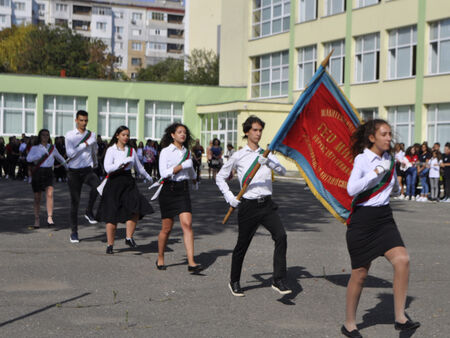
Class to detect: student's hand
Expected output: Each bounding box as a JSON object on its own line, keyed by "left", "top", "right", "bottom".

{"left": 76, "top": 143, "right": 87, "bottom": 151}
{"left": 225, "top": 191, "right": 240, "bottom": 208}
{"left": 257, "top": 156, "right": 268, "bottom": 166}
{"left": 146, "top": 176, "right": 154, "bottom": 184}
{"left": 181, "top": 159, "right": 193, "bottom": 169}
{"left": 122, "top": 156, "right": 133, "bottom": 166}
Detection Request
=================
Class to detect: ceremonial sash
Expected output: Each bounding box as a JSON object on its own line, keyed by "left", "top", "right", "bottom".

{"left": 241, "top": 149, "right": 264, "bottom": 187}
{"left": 32, "top": 145, "right": 55, "bottom": 174}
{"left": 97, "top": 146, "right": 133, "bottom": 196}
{"left": 346, "top": 158, "right": 395, "bottom": 225}
{"left": 149, "top": 149, "right": 190, "bottom": 200}
{"left": 77, "top": 130, "right": 92, "bottom": 146}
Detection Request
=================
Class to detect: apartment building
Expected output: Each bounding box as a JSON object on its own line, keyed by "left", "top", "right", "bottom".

{"left": 0, "top": 0, "right": 185, "bottom": 78}
{"left": 187, "top": 0, "right": 450, "bottom": 159}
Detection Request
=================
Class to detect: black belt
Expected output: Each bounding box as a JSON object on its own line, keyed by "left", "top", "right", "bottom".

{"left": 241, "top": 195, "right": 271, "bottom": 204}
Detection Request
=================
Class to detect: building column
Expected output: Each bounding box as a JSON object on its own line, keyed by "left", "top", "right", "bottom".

{"left": 87, "top": 95, "right": 98, "bottom": 134}
{"left": 414, "top": 0, "right": 426, "bottom": 143}
{"left": 138, "top": 99, "right": 145, "bottom": 142}
{"left": 36, "top": 93, "right": 44, "bottom": 132}
{"left": 287, "top": 0, "right": 297, "bottom": 104}
{"left": 344, "top": 0, "right": 353, "bottom": 98}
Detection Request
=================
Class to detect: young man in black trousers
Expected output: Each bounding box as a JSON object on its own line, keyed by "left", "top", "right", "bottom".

{"left": 216, "top": 115, "right": 291, "bottom": 297}
{"left": 65, "top": 110, "right": 100, "bottom": 243}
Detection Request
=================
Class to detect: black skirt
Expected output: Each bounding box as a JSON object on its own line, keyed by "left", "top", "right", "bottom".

{"left": 96, "top": 172, "right": 153, "bottom": 224}
{"left": 346, "top": 204, "right": 405, "bottom": 269}
{"left": 158, "top": 180, "right": 192, "bottom": 219}
{"left": 31, "top": 167, "right": 53, "bottom": 193}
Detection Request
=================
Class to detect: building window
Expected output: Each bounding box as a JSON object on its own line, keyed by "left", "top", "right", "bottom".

{"left": 115, "top": 26, "right": 123, "bottom": 34}
{"left": 131, "top": 42, "right": 141, "bottom": 51}
{"left": 132, "top": 29, "right": 141, "bottom": 36}
{"left": 98, "top": 98, "right": 138, "bottom": 138}
{"left": 427, "top": 103, "right": 450, "bottom": 146}
{"left": 116, "top": 56, "right": 123, "bottom": 66}
{"left": 387, "top": 105, "right": 415, "bottom": 145}
{"left": 152, "top": 12, "right": 165, "bottom": 21}
{"left": 325, "top": 0, "right": 345, "bottom": 16}
{"left": 131, "top": 73, "right": 137, "bottom": 79}
{"left": 356, "top": 0, "right": 379, "bottom": 8}
{"left": 14, "top": 2, "right": 25, "bottom": 11}
{"left": 324, "top": 39, "right": 345, "bottom": 84}
{"left": 131, "top": 12, "right": 142, "bottom": 22}
{"left": 37, "top": 4, "right": 45, "bottom": 12}
{"left": 131, "top": 57, "right": 141, "bottom": 66}
{"left": 251, "top": 50, "right": 289, "bottom": 98}
{"left": 43, "top": 96, "right": 86, "bottom": 136}
{"left": 355, "top": 33, "right": 380, "bottom": 83}
{"left": 388, "top": 25, "right": 417, "bottom": 79}
{"left": 96, "top": 22, "right": 106, "bottom": 31}
{"left": 95, "top": 7, "right": 107, "bottom": 15}
{"left": 145, "top": 101, "right": 183, "bottom": 139}
{"left": 0, "top": 15, "right": 6, "bottom": 24}
{"left": 358, "top": 107, "right": 378, "bottom": 122}
{"left": 200, "top": 112, "right": 238, "bottom": 150}
{"left": 0, "top": 93, "right": 36, "bottom": 135}
{"left": 0, "top": 0, "right": 10, "bottom": 7}
{"left": 252, "top": 0, "right": 290, "bottom": 38}
{"left": 298, "top": 45, "right": 316, "bottom": 89}
{"left": 429, "top": 18, "right": 450, "bottom": 74}
{"left": 115, "top": 42, "right": 123, "bottom": 50}
{"left": 114, "top": 11, "right": 123, "bottom": 19}
{"left": 56, "top": 3, "right": 67, "bottom": 12}
{"left": 148, "top": 42, "right": 166, "bottom": 51}
{"left": 299, "top": 0, "right": 317, "bottom": 23}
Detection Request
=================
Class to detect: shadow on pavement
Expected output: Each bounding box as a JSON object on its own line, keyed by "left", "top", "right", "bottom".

{"left": 321, "top": 274, "right": 393, "bottom": 288}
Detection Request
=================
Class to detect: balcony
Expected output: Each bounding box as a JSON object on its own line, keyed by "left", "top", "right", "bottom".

{"left": 73, "top": 5, "right": 91, "bottom": 16}
{"left": 73, "top": 20, "right": 90, "bottom": 31}
{"left": 167, "top": 14, "right": 183, "bottom": 24}
{"left": 167, "top": 28, "right": 184, "bottom": 39}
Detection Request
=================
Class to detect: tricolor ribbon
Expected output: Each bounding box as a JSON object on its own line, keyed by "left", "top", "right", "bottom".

{"left": 241, "top": 149, "right": 265, "bottom": 187}
{"left": 32, "top": 145, "right": 55, "bottom": 175}
{"left": 149, "top": 149, "right": 191, "bottom": 200}
{"left": 97, "top": 146, "right": 133, "bottom": 196}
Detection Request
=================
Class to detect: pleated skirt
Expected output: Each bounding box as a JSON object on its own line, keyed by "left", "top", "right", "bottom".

{"left": 96, "top": 172, "right": 153, "bottom": 224}
{"left": 158, "top": 180, "right": 192, "bottom": 219}
{"left": 346, "top": 204, "right": 405, "bottom": 269}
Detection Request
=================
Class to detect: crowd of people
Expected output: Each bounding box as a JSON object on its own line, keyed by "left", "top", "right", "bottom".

{"left": 394, "top": 141, "right": 450, "bottom": 202}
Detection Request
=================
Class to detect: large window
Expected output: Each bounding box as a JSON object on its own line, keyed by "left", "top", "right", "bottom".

{"left": 0, "top": 93, "right": 36, "bottom": 135}
{"left": 324, "top": 39, "right": 345, "bottom": 84}
{"left": 98, "top": 98, "right": 138, "bottom": 138}
{"left": 96, "top": 22, "right": 106, "bottom": 31}
{"left": 252, "top": 0, "right": 290, "bottom": 38}
{"left": 429, "top": 18, "right": 450, "bottom": 74}
{"left": 298, "top": 45, "right": 316, "bottom": 89}
{"left": 325, "top": 0, "right": 345, "bottom": 16}
{"left": 144, "top": 101, "right": 183, "bottom": 139}
{"left": 299, "top": 0, "right": 316, "bottom": 23}
{"left": 388, "top": 25, "right": 417, "bottom": 79}
{"left": 427, "top": 103, "right": 450, "bottom": 147}
{"left": 387, "top": 105, "right": 415, "bottom": 145}
{"left": 252, "top": 50, "right": 289, "bottom": 98}
{"left": 44, "top": 96, "right": 86, "bottom": 136}
{"left": 358, "top": 107, "right": 378, "bottom": 122}
{"left": 0, "top": 14, "right": 6, "bottom": 24}
{"left": 56, "top": 3, "right": 67, "bottom": 12}
{"left": 14, "top": 2, "right": 25, "bottom": 11}
{"left": 131, "top": 42, "right": 141, "bottom": 51}
{"left": 356, "top": 0, "right": 379, "bottom": 8}
{"left": 0, "top": 0, "right": 10, "bottom": 7}
{"left": 201, "top": 112, "right": 238, "bottom": 150}
{"left": 152, "top": 12, "right": 165, "bottom": 21}
{"left": 355, "top": 33, "right": 380, "bottom": 83}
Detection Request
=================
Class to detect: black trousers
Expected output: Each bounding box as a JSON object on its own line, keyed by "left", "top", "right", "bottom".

{"left": 67, "top": 167, "right": 100, "bottom": 233}
{"left": 230, "top": 197, "right": 287, "bottom": 283}
{"left": 445, "top": 175, "right": 450, "bottom": 198}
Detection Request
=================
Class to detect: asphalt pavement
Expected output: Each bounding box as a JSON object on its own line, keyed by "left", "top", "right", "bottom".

{"left": 0, "top": 176, "right": 449, "bottom": 337}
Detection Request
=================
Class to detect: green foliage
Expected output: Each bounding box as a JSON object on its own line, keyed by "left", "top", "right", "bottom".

{"left": 0, "top": 24, "right": 119, "bottom": 79}
{"left": 136, "top": 58, "right": 184, "bottom": 83}
{"left": 185, "top": 49, "right": 219, "bottom": 85}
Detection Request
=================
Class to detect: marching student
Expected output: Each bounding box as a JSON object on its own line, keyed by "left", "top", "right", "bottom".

{"left": 155, "top": 122, "right": 202, "bottom": 273}
{"left": 65, "top": 110, "right": 100, "bottom": 243}
{"left": 26, "top": 129, "right": 67, "bottom": 228}
{"left": 342, "top": 119, "right": 420, "bottom": 338}
{"left": 216, "top": 115, "right": 291, "bottom": 297}
{"left": 96, "top": 126, "right": 154, "bottom": 254}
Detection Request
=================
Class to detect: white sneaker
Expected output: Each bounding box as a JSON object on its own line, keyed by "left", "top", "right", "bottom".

{"left": 398, "top": 194, "right": 405, "bottom": 200}
{"left": 411, "top": 196, "right": 416, "bottom": 201}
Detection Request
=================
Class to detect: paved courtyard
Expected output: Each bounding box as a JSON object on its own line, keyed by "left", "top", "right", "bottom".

{"left": 0, "top": 177, "right": 449, "bottom": 337}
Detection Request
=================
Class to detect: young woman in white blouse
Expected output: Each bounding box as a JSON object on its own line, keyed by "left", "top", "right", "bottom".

{"left": 26, "top": 129, "right": 67, "bottom": 228}
{"left": 156, "top": 123, "right": 202, "bottom": 273}
{"left": 342, "top": 119, "right": 420, "bottom": 338}
{"left": 96, "top": 126, "right": 154, "bottom": 254}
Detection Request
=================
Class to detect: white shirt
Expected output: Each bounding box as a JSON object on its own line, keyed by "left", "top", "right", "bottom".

{"left": 347, "top": 148, "right": 398, "bottom": 207}
{"left": 216, "top": 145, "right": 286, "bottom": 200}
{"left": 429, "top": 157, "right": 442, "bottom": 178}
{"left": 158, "top": 143, "right": 196, "bottom": 181}
{"left": 26, "top": 144, "right": 65, "bottom": 168}
{"left": 65, "top": 129, "right": 96, "bottom": 169}
{"left": 103, "top": 144, "right": 151, "bottom": 180}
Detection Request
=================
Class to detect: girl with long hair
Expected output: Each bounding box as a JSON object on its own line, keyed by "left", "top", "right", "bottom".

{"left": 404, "top": 146, "right": 419, "bottom": 200}
{"left": 156, "top": 123, "right": 202, "bottom": 272}
{"left": 96, "top": 126, "right": 154, "bottom": 254}
{"left": 342, "top": 119, "right": 420, "bottom": 337}
{"left": 26, "top": 129, "right": 67, "bottom": 228}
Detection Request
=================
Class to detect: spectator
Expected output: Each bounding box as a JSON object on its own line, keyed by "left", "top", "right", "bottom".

{"left": 394, "top": 143, "right": 406, "bottom": 199}
{"left": 0, "top": 137, "right": 6, "bottom": 178}
{"left": 6, "top": 136, "right": 20, "bottom": 179}
{"left": 429, "top": 150, "right": 442, "bottom": 202}
{"left": 191, "top": 139, "right": 204, "bottom": 181}
{"left": 441, "top": 143, "right": 450, "bottom": 202}
{"left": 417, "top": 143, "right": 431, "bottom": 202}
{"left": 143, "top": 139, "right": 156, "bottom": 181}
{"left": 210, "top": 138, "right": 223, "bottom": 181}
{"left": 404, "top": 146, "right": 418, "bottom": 200}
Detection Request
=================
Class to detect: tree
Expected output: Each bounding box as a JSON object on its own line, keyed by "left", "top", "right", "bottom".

{"left": 136, "top": 58, "right": 184, "bottom": 83}
{"left": 185, "top": 49, "right": 219, "bottom": 85}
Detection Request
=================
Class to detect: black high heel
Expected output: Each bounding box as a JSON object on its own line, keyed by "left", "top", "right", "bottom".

{"left": 188, "top": 264, "right": 204, "bottom": 273}
{"left": 156, "top": 260, "right": 167, "bottom": 270}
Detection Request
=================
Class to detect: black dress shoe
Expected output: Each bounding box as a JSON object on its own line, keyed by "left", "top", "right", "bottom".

{"left": 187, "top": 264, "right": 204, "bottom": 273}
{"left": 156, "top": 260, "right": 167, "bottom": 270}
{"left": 106, "top": 245, "right": 114, "bottom": 254}
{"left": 394, "top": 319, "right": 420, "bottom": 331}
{"left": 125, "top": 238, "right": 137, "bottom": 248}
{"left": 228, "top": 281, "right": 244, "bottom": 297}
{"left": 341, "top": 325, "right": 362, "bottom": 338}
{"left": 47, "top": 222, "right": 54, "bottom": 228}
